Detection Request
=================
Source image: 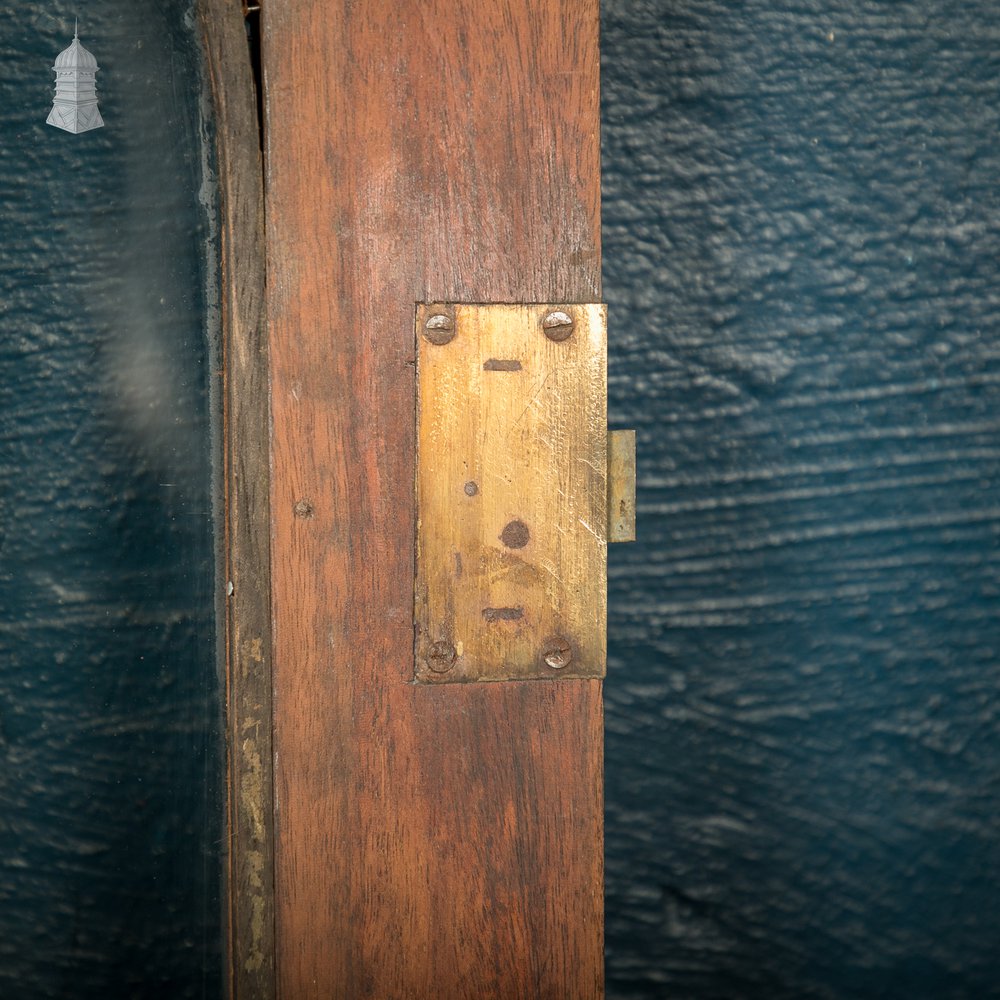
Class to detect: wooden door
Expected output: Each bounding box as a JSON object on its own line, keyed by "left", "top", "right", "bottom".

{"left": 250, "top": 0, "right": 605, "bottom": 996}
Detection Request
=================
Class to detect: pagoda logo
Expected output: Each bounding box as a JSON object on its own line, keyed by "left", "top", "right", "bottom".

{"left": 47, "top": 21, "right": 104, "bottom": 134}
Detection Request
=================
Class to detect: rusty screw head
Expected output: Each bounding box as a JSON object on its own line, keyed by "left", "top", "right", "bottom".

{"left": 541, "top": 310, "right": 574, "bottom": 342}
{"left": 423, "top": 312, "right": 455, "bottom": 345}
{"left": 426, "top": 640, "right": 457, "bottom": 673}
{"left": 541, "top": 638, "right": 573, "bottom": 670}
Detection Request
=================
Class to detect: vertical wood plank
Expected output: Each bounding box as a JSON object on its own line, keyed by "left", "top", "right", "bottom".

{"left": 197, "top": 2, "right": 275, "bottom": 996}
{"left": 263, "top": 1, "right": 603, "bottom": 995}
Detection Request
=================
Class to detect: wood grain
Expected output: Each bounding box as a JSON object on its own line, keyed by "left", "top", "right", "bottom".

{"left": 415, "top": 303, "right": 607, "bottom": 684}
{"left": 196, "top": 2, "right": 274, "bottom": 996}
{"left": 262, "top": 0, "right": 603, "bottom": 996}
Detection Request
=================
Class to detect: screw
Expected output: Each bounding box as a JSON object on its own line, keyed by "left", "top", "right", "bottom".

{"left": 426, "top": 640, "right": 457, "bottom": 673}
{"left": 293, "top": 498, "right": 314, "bottom": 518}
{"left": 423, "top": 312, "right": 455, "bottom": 345}
{"left": 541, "top": 310, "right": 574, "bottom": 341}
{"left": 541, "top": 638, "right": 573, "bottom": 670}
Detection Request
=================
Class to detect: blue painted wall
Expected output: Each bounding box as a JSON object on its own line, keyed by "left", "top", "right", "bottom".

{"left": 0, "top": 4, "right": 221, "bottom": 996}
{"left": 603, "top": 2, "right": 1000, "bottom": 997}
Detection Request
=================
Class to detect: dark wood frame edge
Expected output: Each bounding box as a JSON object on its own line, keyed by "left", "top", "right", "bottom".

{"left": 196, "top": 2, "right": 274, "bottom": 997}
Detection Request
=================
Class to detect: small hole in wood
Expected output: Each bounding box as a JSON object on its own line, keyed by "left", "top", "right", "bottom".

{"left": 500, "top": 519, "right": 530, "bottom": 549}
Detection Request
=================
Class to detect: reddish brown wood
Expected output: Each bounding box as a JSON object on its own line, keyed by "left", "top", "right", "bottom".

{"left": 263, "top": 1, "right": 603, "bottom": 995}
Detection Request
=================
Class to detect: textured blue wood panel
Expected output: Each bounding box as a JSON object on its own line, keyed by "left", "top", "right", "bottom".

{"left": 0, "top": 3, "right": 221, "bottom": 996}
{"left": 602, "top": 2, "right": 1000, "bottom": 997}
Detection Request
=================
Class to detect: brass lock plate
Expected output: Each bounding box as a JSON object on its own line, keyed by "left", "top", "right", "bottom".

{"left": 415, "top": 303, "right": 607, "bottom": 683}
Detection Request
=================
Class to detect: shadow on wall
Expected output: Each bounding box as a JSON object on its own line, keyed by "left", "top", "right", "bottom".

{"left": 0, "top": 3, "right": 221, "bottom": 997}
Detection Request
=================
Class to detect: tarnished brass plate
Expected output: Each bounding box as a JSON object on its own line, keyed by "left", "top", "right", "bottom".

{"left": 415, "top": 303, "right": 607, "bottom": 683}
